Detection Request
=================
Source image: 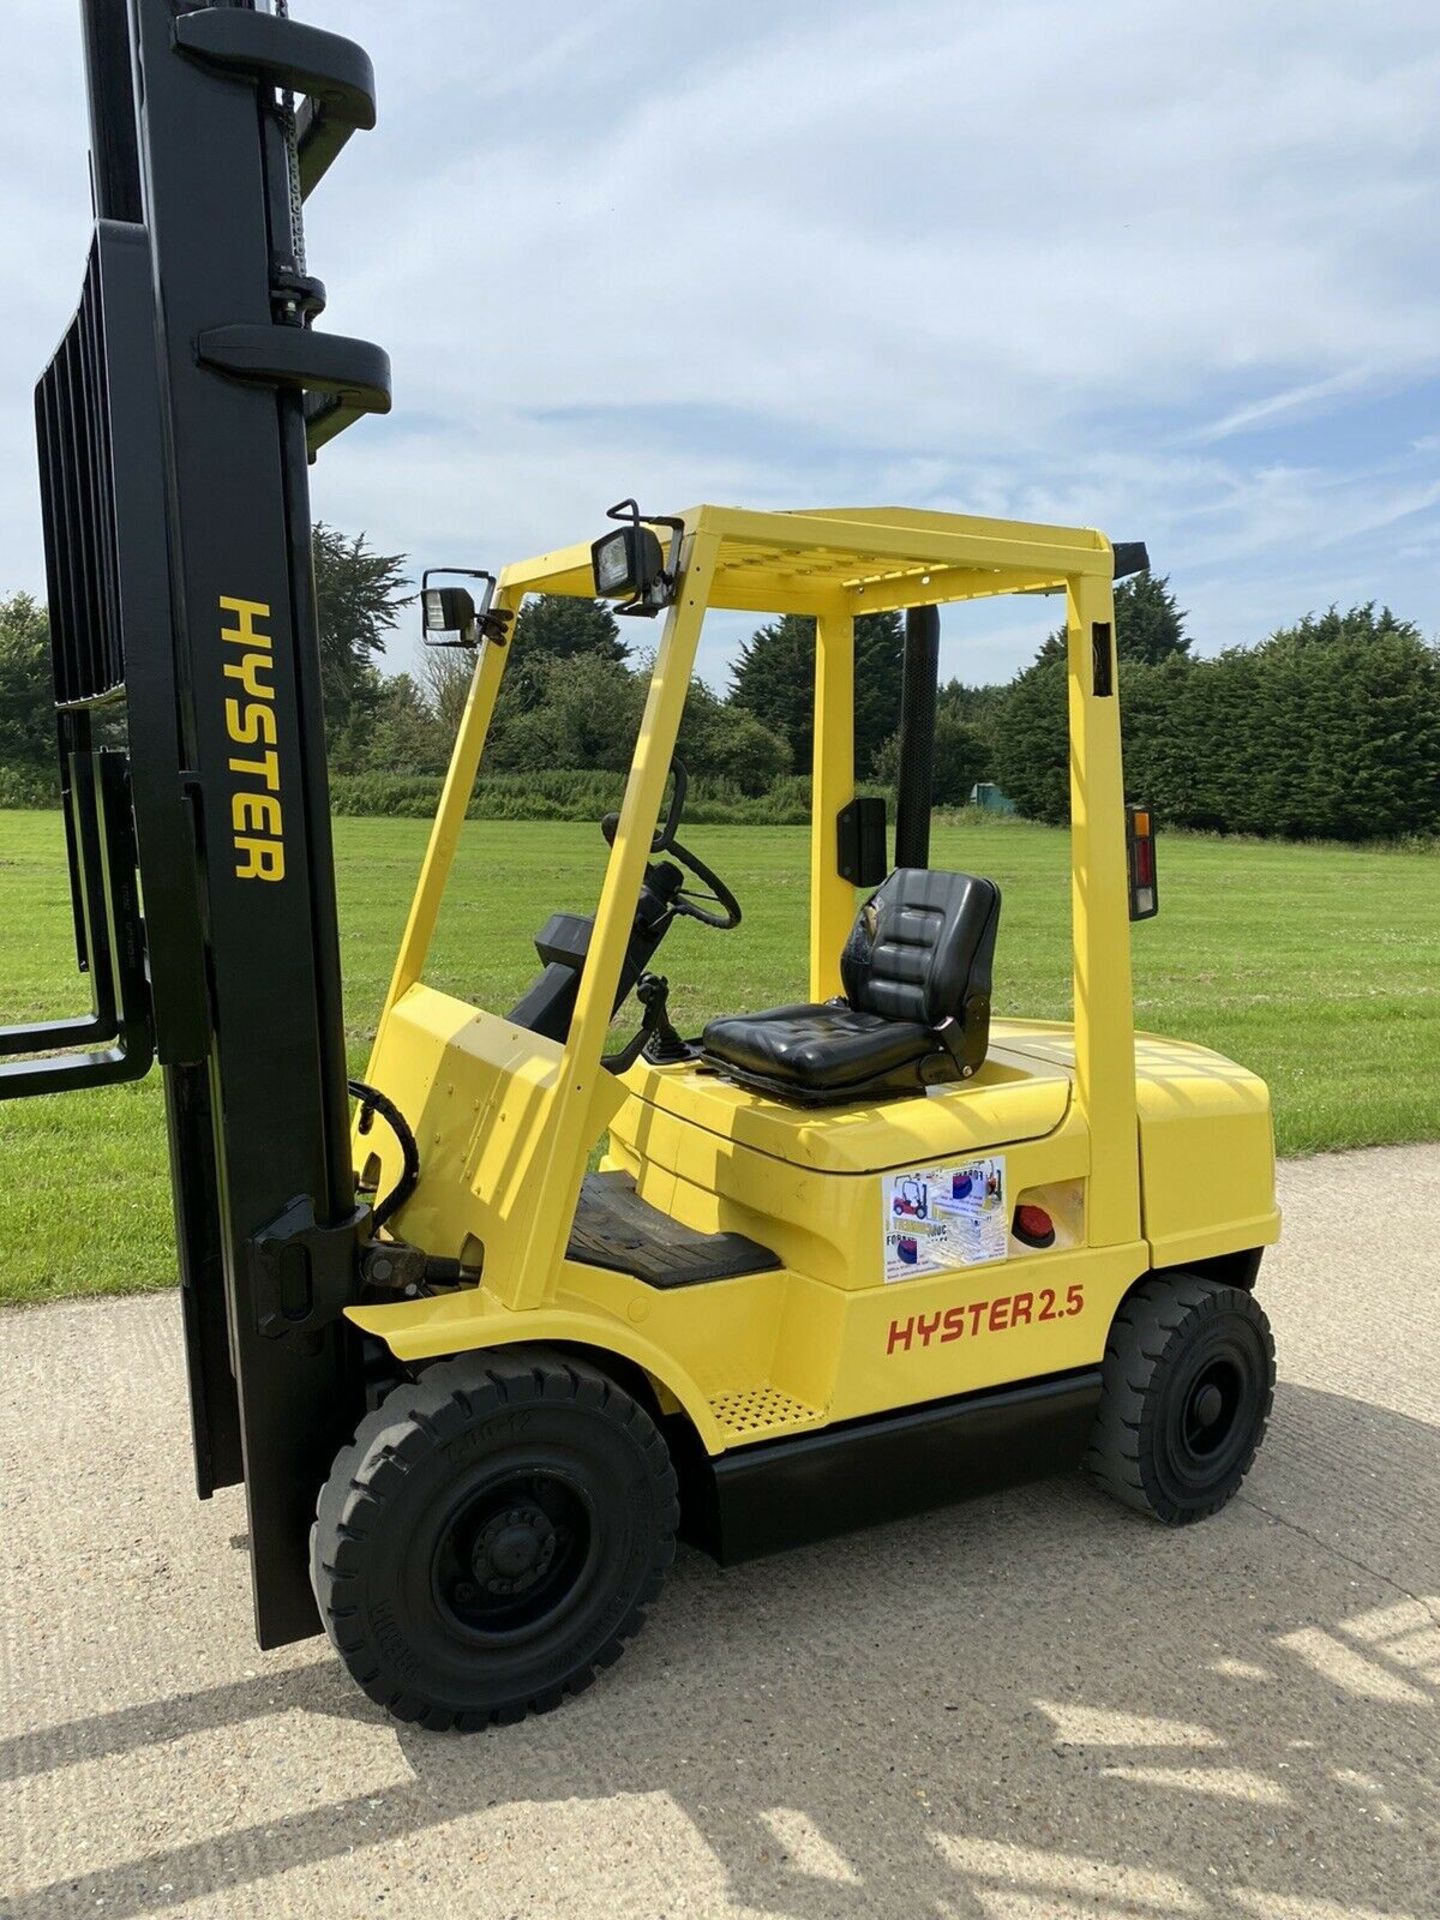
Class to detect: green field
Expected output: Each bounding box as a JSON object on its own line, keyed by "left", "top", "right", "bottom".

{"left": 2, "top": 809, "right": 1437, "bottom": 1304}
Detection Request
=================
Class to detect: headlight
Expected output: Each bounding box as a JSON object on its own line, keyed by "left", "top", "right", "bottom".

{"left": 590, "top": 523, "right": 665, "bottom": 600}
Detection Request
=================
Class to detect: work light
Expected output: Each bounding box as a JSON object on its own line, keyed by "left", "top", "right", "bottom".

{"left": 589, "top": 499, "right": 685, "bottom": 615}
{"left": 591, "top": 523, "right": 665, "bottom": 601}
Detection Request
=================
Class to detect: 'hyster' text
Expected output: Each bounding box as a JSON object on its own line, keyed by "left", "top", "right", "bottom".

{"left": 221, "top": 595, "right": 286, "bottom": 882}
{"left": 887, "top": 1284, "right": 1084, "bottom": 1354}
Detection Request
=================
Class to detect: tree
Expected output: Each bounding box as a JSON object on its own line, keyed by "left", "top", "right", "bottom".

{"left": 1110, "top": 656, "right": 1210, "bottom": 825}
{"left": 1000, "top": 600, "right": 1440, "bottom": 840}
{"left": 992, "top": 654, "right": 1069, "bottom": 824}
{"left": 853, "top": 612, "right": 906, "bottom": 770}
{"left": 419, "top": 642, "right": 475, "bottom": 740}
{"left": 1002, "top": 572, "right": 1194, "bottom": 826}
{"left": 336, "top": 672, "right": 448, "bottom": 777}
{"left": 491, "top": 594, "right": 631, "bottom": 716}
{"left": 512, "top": 594, "right": 627, "bottom": 666}
{"left": 1266, "top": 602, "right": 1416, "bottom": 653}
{"left": 0, "top": 531, "right": 421, "bottom": 777}
{"left": 425, "top": 636, "right": 791, "bottom": 791}
{"left": 940, "top": 676, "right": 1008, "bottom": 746}
{"left": 727, "top": 614, "right": 811, "bottom": 763}
{"left": 1112, "top": 572, "right": 1192, "bottom": 666}
{"left": 0, "top": 593, "right": 55, "bottom": 774}
{"left": 870, "top": 692, "right": 993, "bottom": 806}
{"left": 1036, "top": 572, "right": 1192, "bottom": 667}
{"left": 485, "top": 653, "right": 647, "bottom": 774}
{"left": 729, "top": 611, "right": 903, "bottom": 773}
{"left": 1236, "top": 606, "right": 1440, "bottom": 840}
{"left": 1125, "top": 605, "right": 1440, "bottom": 842}
{"left": 311, "top": 524, "right": 411, "bottom": 739}
{"left": 676, "top": 679, "right": 791, "bottom": 795}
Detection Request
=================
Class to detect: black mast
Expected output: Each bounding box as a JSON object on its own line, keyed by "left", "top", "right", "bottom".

{"left": 1, "top": 0, "right": 389, "bottom": 1645}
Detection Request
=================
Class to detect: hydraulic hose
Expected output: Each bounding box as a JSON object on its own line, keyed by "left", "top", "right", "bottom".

{"left": 349, "top": 1079, "right": 420, "bottom": 1230}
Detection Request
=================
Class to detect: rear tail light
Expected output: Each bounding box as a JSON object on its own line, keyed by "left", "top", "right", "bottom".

{"left": 1126, "top": 803, "right": 1159, "bottom": 920}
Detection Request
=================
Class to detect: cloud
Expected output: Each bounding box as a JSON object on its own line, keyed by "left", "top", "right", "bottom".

{"left": 0, "top": 0, "right": 1435, "bottom": 693}
{"left": 1193, "top": 369, "right": 1392, "bottom": 444}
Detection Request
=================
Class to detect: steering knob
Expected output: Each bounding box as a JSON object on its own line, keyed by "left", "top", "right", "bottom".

{"left": 600, "top": 811, "right": 620, "bottom": 847}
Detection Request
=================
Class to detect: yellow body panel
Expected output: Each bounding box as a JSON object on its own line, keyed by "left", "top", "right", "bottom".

{"left": 613, "top": 1030, "right": 1071, "bottom": 1177}
{"left": 351, "top": 983, "right": 629, "bottom": 1277}
{"left": 348, "top": 504, "right": 1279, "bottom": 1469}
{"left": 352, "top": 1020, "right": 1275, "bottom": 1456}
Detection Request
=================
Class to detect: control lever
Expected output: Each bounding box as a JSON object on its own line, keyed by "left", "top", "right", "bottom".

{"left": 602, "top": 974, "right": 692, "bottom": 1074}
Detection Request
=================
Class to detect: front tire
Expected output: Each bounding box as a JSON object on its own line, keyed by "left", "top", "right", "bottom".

{"left": 312, "top": 1349, "right": 678, "bottom": 1730}
{"left": 1085, "top": 1273, "right": 1275, "bottom": 1524}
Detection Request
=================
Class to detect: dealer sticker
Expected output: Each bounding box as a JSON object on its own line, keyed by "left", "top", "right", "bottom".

{"left": 882, "top": 1157, "right": 1007, "bottom": 1282}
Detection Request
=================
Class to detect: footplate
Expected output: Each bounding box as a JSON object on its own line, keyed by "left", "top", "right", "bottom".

{"left": 568, "top": 1171, "right": 780, "bottom": 1289}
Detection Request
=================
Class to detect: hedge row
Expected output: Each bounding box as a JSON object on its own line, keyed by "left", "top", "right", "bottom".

{"left": 995, "top": 617, "right": 1440, "bottom": 841}
{"left": 1, "top": 763, "right": 884, "bottom": 827}
{"left": 327, "top": 769, "right": 825, "bottom": 825}
{"left": 0, "top": 766, "right": 59, "bottom": 808}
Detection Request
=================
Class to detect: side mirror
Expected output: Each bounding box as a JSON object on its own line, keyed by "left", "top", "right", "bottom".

{"left": 420, "top": 567, "right": 499, "bottom": 648}
{"left": 423, "top": 585, "right": 475, "bottom": 635}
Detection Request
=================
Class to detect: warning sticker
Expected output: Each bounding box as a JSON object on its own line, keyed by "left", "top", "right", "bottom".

{"left": 882, "top": 1157, "right": 1008, "bottom": 1282}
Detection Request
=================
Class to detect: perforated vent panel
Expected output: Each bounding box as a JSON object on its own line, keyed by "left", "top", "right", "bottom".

{"left": 710, "top": 1385, "right": 820, "bottom": 1442}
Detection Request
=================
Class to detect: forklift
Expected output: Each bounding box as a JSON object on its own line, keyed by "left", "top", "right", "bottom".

{"left": 2, "top": 2, "right": 1279, "bottom": 1732}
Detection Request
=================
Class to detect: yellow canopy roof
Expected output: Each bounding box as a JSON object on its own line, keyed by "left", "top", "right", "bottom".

{"left": 497, "top": 503, "right": 1114, "bottom": 617}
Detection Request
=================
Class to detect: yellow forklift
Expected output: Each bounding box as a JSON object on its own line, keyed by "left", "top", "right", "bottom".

{"left": 3, "top": 2, "right": 1277, "bottom": 1733}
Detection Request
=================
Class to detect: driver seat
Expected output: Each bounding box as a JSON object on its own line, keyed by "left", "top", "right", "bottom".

{"left": 701, "top": 868, "right": 1000, "bottom": 1106}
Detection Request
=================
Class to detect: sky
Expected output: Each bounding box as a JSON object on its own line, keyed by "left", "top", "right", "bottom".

{"left": 1, "top": 0, "right": 1436, "bottom": 692}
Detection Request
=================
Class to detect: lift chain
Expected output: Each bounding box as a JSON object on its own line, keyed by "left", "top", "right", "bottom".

{"left": 272, "top": 0, "right": 308, "bottom": 279}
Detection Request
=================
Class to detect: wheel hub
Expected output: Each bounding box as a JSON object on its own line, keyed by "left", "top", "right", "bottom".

{"left": 432, "top": 1466, "right": 594, "bottom": 1639}
{"left": 471, "top": 1506, "right": 557, "bottom": 1596}
{"left": 1191, "top": 1382, "right": 1224, "bottom": 1429}
{"left": 1178, "top": 1355, "right": 1245, "bottom": 1463}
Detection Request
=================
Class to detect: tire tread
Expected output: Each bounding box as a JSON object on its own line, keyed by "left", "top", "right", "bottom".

{"left": 1085, "top": 1272, "right": 1274, "bottom": 1525}
{"left": 311, "top": 1348, "right": 678, "bottom": 1732}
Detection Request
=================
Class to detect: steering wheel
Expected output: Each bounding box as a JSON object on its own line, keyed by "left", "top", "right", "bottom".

{"left": 665, "top": 835, "right": 742, "bottom": 930}
{"left": 600, "top": 758, "right": 742, "bottom": 931}
{"left": 600, "top": 758, "right": 688, "bottom": 857}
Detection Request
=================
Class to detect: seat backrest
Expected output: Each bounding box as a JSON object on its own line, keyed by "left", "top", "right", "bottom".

{"left": 840, "top": 868, "right": 1000, "bottom": 1030}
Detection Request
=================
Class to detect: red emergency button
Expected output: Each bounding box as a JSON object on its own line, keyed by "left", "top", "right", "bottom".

{"left": 1013, "top": 1204, "right": 1056, "bottom": 1249}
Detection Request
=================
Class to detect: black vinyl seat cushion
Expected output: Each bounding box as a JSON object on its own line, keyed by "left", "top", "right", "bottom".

{"left": 701, "top": 868, "right": 1000, "bottom": 1106}
{"left": 701, "top": 1002, "right": 938, "bottom": 1093}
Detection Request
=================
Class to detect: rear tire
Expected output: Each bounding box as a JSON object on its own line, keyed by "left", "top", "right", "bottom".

{"left": 311, "top": 1349, "right": 678, "bottom": 1730}
{"left": 1085, "top": 1273, "right": 1274, "bottom": 1524}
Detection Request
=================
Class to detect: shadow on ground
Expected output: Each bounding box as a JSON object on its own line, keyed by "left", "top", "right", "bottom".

{"left": 4, "top": 1378, "right": 1436, "bottom": 1919}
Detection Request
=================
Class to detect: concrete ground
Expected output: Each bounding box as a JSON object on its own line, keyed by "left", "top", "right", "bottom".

{"left": 1, "top": 1145, "right": 1437, "bottom": 1920}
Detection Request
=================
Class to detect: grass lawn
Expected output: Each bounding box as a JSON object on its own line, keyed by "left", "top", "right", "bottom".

{"left": 2, "top": 809, "right": 1437, "bottom": 1303}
